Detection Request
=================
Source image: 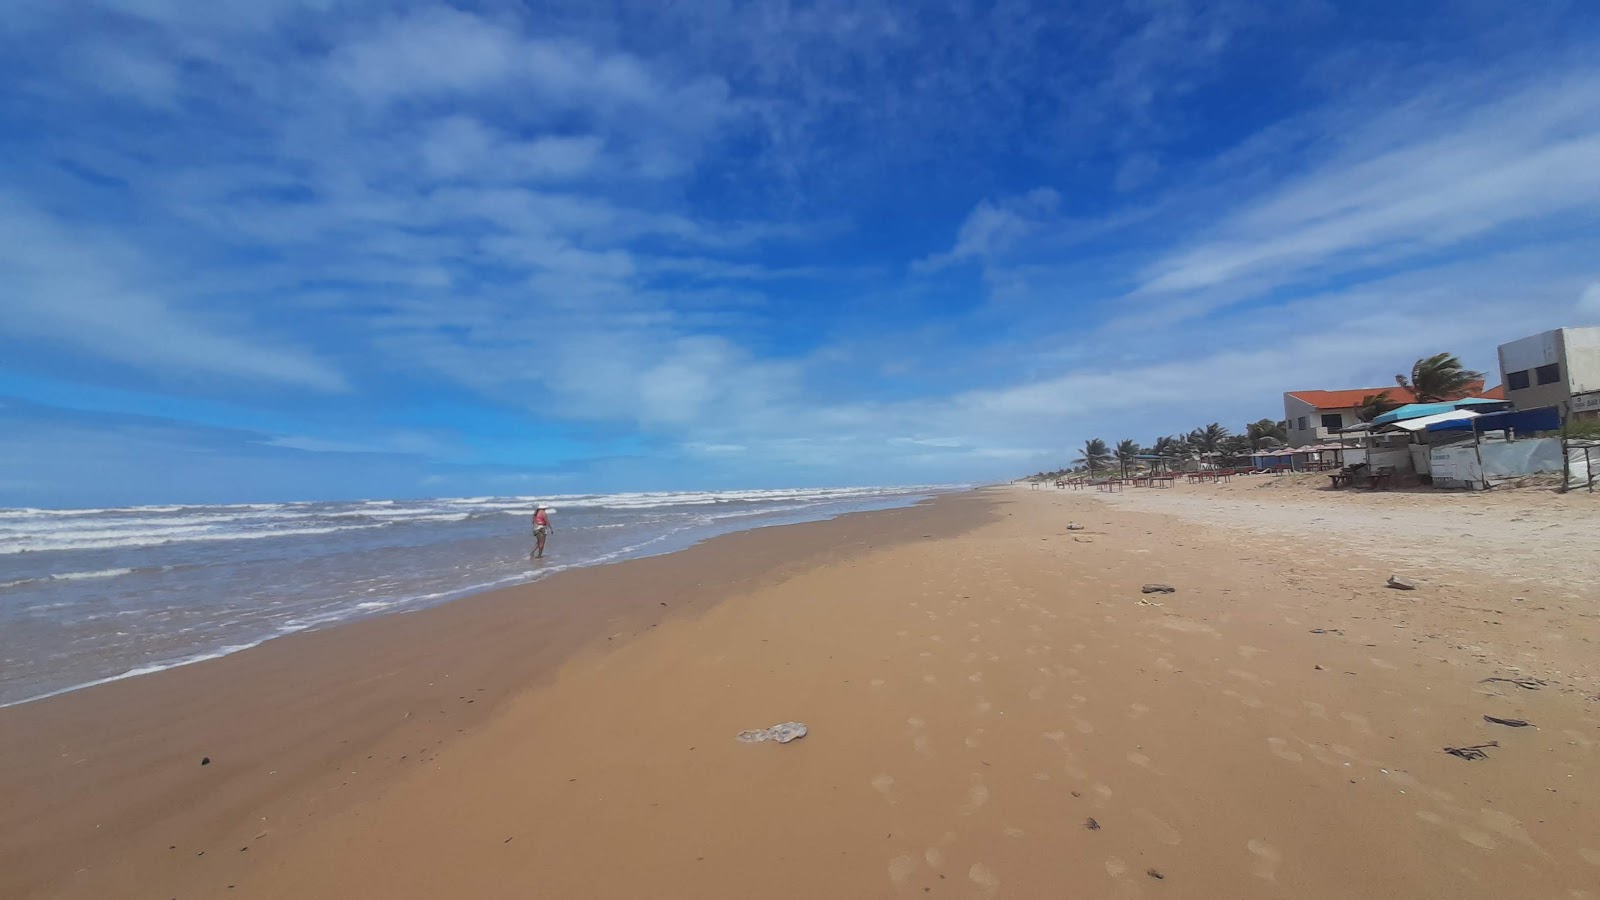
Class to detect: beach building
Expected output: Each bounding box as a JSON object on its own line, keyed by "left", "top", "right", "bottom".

{"left": 1283, "top": 387, "right": 1417, "bottom": 447}
{"left": 1497, "top": 327, "right": 1600, "bottom": 420}
{"left": 1284, "top": 380, "right": 1501, "bottom": 448}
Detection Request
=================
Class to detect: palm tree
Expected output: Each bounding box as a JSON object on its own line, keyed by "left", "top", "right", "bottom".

{"left": 1244, "top": 418, "right": 1287, "bottom": 451}
{"left": 1356, "top": 390, "right": 1402, "bottom": 422}
{"left": 1396, "top": 353, "right": 1484, "bottom": 403}
{"left": 1188, "top": 423, "right": 1231, "bottom": 456}
{"left": 1219, "top": 434, "right": 1251, "bottom": 464}
{"left": 1114, "top": 439, "right": 1140, "bottom": 477}
{"left": 1074, "top": 438, "right": 1113, "bottom": 474}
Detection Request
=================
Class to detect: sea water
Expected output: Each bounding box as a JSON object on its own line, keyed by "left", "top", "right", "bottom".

{"left": 0, "top": 486, "right": 953, "bottom": 707}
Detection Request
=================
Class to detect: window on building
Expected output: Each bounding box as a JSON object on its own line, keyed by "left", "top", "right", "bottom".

{"left": 1297, "top": 416, "right": 1308, "bottom": 431}
{"left": 1507, "top": 369, "right": 1531, "bottom": 390}
{"left": 1320, "top": 413, "right": 1343, "bottom": 431}
{"left": 1536, "top": 362, "right": 1561, "bottom": 385}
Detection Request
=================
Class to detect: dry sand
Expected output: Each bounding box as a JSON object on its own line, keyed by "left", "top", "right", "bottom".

{"left": 5, "top": 485, "right": 1600, "bottom": 898}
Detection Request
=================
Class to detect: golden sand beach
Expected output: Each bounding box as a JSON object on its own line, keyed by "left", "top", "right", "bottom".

{"left": 4, "top": 484, "right": 1600, "bottom": 898}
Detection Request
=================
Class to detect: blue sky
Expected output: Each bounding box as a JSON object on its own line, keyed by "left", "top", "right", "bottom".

{"left": 3, "top": 1, "right": 1600, "bottom": 506}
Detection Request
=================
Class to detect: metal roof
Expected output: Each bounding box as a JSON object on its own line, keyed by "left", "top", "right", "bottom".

{"left": 1425, "top": 406, "right": 1561, "bottom": 434}
{"left": 1383, "top": 409, "right": 1481, "bottom": 432}
{"left": 1370, "top": 398, "right": 1509, "bottom": 425}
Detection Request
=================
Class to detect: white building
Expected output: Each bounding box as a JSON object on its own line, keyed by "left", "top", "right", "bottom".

{"left": 1497, "top": 327, "right": 1600, "bottom": 420}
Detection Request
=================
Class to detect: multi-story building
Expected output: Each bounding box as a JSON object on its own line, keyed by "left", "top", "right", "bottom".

{"left": 1283, "top": 387, "right": 1416, "bottom": 447}
{"left": 1497, "top": 327, "right": 1600, "bottom": 420}
{"left": 1282, "top": 381, "right": 1502, "bottom": 447}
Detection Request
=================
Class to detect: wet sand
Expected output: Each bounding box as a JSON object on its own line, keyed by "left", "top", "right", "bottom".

{"left": 5, "top": 486, "right": 1600, "bottom": 898}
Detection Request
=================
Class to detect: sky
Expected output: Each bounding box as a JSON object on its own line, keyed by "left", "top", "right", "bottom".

{"left": 3, "top": 0, "right": 1600, "bottom": 507}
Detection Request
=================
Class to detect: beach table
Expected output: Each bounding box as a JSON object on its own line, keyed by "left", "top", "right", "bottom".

{"left": 1152, "top": 474, "right": 1175, "bottom": 488}
{"left": 1328, "top": 473, "right": 1352, "bottom": 489}
{"left": 1095, "top": 479, "right": 1123, "bottom": 492}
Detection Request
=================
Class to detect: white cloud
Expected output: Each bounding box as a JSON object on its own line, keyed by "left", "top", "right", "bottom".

{"left": 0, "top": 198, "right": 346, "bottom": 392}
{"left": 1579, "top": 283, "right": 1600, "bottom": 318}
{"left": 327, "top": 7, "right": 524, "bottom": 103}
{"left": 418, "top": 117, "right": 604, "bottom": 181}
{"left": 1136, "top": 72, "right": 1600, "bottom": 301}
{"left": 914, "top": 188, "right": 1060, "bottom": 272}
{"left": 72, "top": 40, "right": 182, "bottom": 108}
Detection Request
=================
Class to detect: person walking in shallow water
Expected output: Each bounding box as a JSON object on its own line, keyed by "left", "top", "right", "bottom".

{"left": 531, "top": 505, "right": 552, "bottom": 560}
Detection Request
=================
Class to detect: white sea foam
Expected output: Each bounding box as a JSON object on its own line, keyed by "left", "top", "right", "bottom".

{"left": 0, "top": 485, "right": 959, "bottom": 707}
{"left": 0, "top": 641, "right": 272, "bottom": 709}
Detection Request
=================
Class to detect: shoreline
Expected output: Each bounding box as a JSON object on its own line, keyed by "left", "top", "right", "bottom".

{"left": 0, "top": 489, "right": 954, "bottom": 711}
{"left": 0, "top": 491, "right": 992, "bottom": 898}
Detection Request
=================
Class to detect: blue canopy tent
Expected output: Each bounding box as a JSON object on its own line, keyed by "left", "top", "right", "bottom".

{"left": 1371, "top": 398, "right": 1510, "bottom": 426}
{"left": 1424, "top": 406, "right": 1561, "bottom": 435}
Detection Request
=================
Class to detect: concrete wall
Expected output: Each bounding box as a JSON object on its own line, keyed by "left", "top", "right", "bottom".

{"left": 1500, "top": 327, "right": 1600, "bottom": 412}
{"left": 1564, "top": 327, "right": 1600, "bottom": 395}
{"left": 1283, "top": 394, "right": 1318, "bottom": 447}
{"left": 1283, "top": 394, "right": 1356, "bottom": 447}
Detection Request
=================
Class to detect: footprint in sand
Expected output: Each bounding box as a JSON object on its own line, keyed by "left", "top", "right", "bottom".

{"left": 1128, "top": 703, "right": 1150, "bottom": 719}
{"left": 907, "top": 716, "right": 926, "bottom": 728}
{"left": 1027, "top": 685, "right": 1047, "bottom": 701}
{"left": 1266, "top": 737, "right": 1303, "bottom": 763}
{"left": 961, "top": 777, "right": 991, "bottom": 815}
{"left": 870, "top": 678, "right": 885, "bottom": 689}
{"left": 1104, "top": 857, "right": 1129, "bottom": 877}
{"left": 1478, "top": 809, "right": 1540, "bottom": 851}
{"left": 922, "top": 674, "right": 938, "bottom": 685}
{"left": 1133, "top": 809, "right": 1182, "bottom": 845}
{"left": 965, "top": 731, "right": 983, "bottom": 749}
{"left": 1579, "top": 847, "right": 1600, "bottom": 866}
{"left": 1237, "top": 645, "right": 1266, "bottom": 658}
{"left": 1127, "top": 751, "right": 1155, "bottom": 770}
{"left": 1301, "top": 700, "right": 1328, "bottom": 719}
{"left": 913, "top": 735, "right": 934, "bottom": 757}
{"left": 968, "top": 672, "right": 984, "bottom": 683}
{"left": 1003, "top": 826, "right": 1025, "bottom": 838}
{"left": 1092, "top": 782, "right": 1114, "bottom": 801}
{"left": 1229, "top": 668, "right": 1267, "bottom": 686}
{"left": 924, "top": 847, "right": 944, "bottom": 868}
{"left": 1369, "top": 657, "right": 1399, "bottom": 671}
{"left": 1222, "top": 689, "right": 1264, "bottom": 709}
{"left": 888, "top": 854, "right": 918, "bottom": 887}
{"left": 968, "top": 863, "right": 1000, "bottom": 899}
{"left": 1072, "top": 717, "right": 1095, "bottom": 734}
{"left": 1340, "top": 711, "right": 1373, "bottom": 734}
{"left": 871, "top": 774, "right": 896, "bottom": 803}
{"left": 976, "top": 698, "right": 993, "bottom": 714}
{"left": 1458, "top": 827, "right": 1498, "bottom": 850}
{"left": 1248, "top": 838, "right": 1282, "bottom": 881}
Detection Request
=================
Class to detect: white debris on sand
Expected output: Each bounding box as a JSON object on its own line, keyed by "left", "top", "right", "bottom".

{"left": 737, "top": 722, "right": 808, "bottom": 744}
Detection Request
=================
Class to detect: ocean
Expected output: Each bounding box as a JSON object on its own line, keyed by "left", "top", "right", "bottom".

{"left": 0, "top": 486, "right": 954, "bottom": 707}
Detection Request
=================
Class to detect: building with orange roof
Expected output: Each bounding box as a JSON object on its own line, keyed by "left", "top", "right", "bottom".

{"left": 1283, "top": 381, "right": 1491, "bottom": 447}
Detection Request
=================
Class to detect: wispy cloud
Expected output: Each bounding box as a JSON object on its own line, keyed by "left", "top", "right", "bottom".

{"left": 1134, "top": 71, "right": 1600, "bottom": 304}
